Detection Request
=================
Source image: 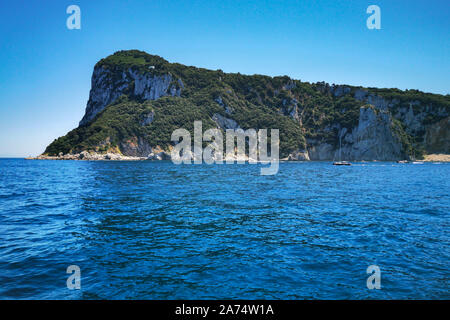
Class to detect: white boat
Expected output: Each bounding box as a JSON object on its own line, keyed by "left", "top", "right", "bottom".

{"left": 333, "top": 161, "right": 351, "bottom": 166}
{"left": 333, "top": 133, "right": 351, "bottom": 166}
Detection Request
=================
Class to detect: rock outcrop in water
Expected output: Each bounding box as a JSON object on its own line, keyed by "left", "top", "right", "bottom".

{"left": 40, "top": 50, "right": 449, "bottom": 161}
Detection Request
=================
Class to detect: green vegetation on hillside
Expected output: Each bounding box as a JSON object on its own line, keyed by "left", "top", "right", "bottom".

{"left": 44, "top": 50, "right": 449, "bottom": 158}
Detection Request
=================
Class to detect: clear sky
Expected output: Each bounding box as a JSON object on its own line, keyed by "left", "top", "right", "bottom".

{"left": 0, "top": 0, "right": 449, "bottom": 157}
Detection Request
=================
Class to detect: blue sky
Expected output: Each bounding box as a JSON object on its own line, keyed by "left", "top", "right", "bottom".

{"left": 0, "top": 0, "right": 449, "bottom": 157}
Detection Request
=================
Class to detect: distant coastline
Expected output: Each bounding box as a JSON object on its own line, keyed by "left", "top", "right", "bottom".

{"left": 34, "top": 51, "right": 450, "bottom": 162}
{"left": 25, "top": 152, "right": 450, "bottom": 162}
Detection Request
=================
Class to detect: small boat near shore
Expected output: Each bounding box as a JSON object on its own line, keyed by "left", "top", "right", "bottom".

{"left": 333, "top": 134, "right": 351, "bottom": 166}
{"left": 333, "top": 161, "right": 351, "bottom": 166}
{"left": 396, "top": 160, "right": 409, "bottom": 163}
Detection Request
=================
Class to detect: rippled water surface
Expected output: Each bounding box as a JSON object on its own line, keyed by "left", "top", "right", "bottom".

{"left": 0, "top": 159, "right": 449, "bottom": 299}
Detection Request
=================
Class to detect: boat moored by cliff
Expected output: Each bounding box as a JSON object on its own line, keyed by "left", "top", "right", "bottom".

{"left": 333, "top": 161, "right": 351, "bottom": 166}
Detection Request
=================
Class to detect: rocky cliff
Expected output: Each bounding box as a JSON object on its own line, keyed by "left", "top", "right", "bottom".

{"left": 43, "top": 50, "right": 449, "bottom": 161}
{"left": 306, "top": 106, "right": 406, "bottom": 161}
{"left": 80, "top": 65, "right": 183, "bottom": 126}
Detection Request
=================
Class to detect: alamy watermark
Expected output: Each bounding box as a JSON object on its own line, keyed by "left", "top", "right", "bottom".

{"left": 66, "top": 265, "right": 81, "bottom": 290}
{"left": 66, "top": 5, "right": 81, "bottom": 30}
{"left": 171, "top": 121, "right": 280, "bottom": 175}
{"left": 366, "top": 5, "right": 381, "bottom": 30}
{"left": 65, "top": 5, "right": 380, "bottom": 31}
{"left": 366, "top": 265, "right": 381, "bottom": 289}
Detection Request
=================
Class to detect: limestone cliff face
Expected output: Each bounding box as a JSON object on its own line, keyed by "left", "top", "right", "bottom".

{"left": 351, "top": 87, "right": 449, "bottom": 154}
{"left": 298, "top": 84, "right": 449, "bottom": 160}
{"left": 306, "top": 107, "right": 403, "bottom": 160}
{"left": 342, "top": 107, "right": 404, "bottom": 160}
{"left": 79, "top": 65, "right": 183, "bottom": 126}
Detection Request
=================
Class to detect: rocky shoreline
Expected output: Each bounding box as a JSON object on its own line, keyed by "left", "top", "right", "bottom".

{"left": 26, "top": 151, "right": 450, "bottom": 162}
{"left": 26, "top": 150, "right": 171, "bottom": 161}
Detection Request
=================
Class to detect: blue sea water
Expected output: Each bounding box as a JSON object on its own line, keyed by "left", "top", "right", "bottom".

{"left": 0, "top": 159, "right": 448, "bottom": 299}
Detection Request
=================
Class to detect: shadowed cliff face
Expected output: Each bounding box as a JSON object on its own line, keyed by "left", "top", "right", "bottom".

{"left": 344, "top": 107, "right": 404, "bottom": 160}
{"left": 44, "top": 50, "right": 449, "bottom": 160}
{"left": 303, "top": 84, "right": 449, "bottom": 160}
{"left": 308, "top": 106, "right": 404, "bottom": 161}
{"left": 424, "top": 117, "right": 450, "bottom": 153}
{"left": 350, "top": 88, "right": 449, "bottom": 154}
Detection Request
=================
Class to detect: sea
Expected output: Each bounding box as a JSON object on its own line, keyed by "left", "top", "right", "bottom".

{"left": 0, "top": 159, "right": 448, "bottom": 299}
